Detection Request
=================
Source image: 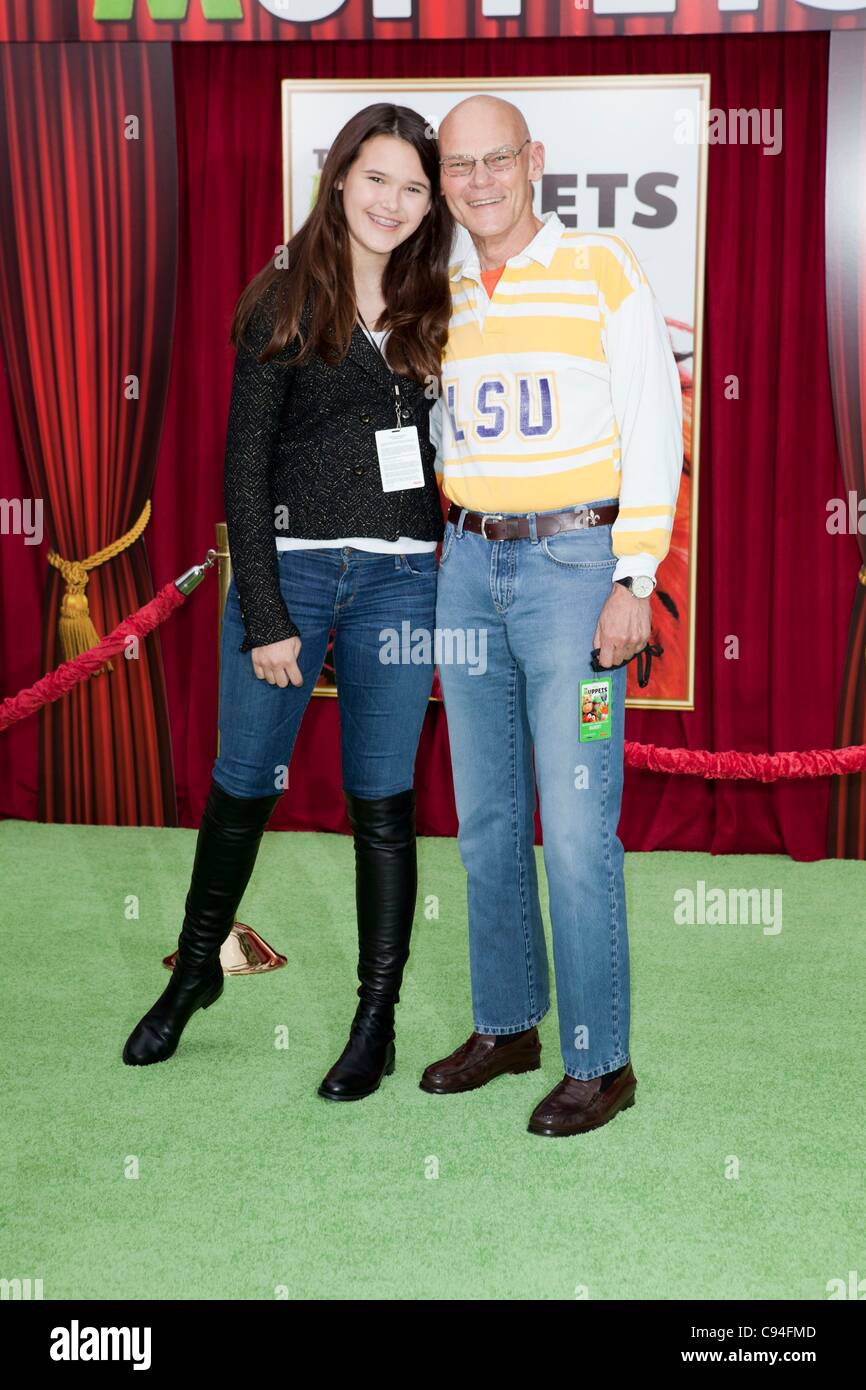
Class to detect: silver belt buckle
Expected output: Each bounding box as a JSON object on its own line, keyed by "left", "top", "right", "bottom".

{"left": 480, "top": 512, "right": 504, "bottom": 539}
{"left": 574, "top": 505, "right": 601, "bottom": 529}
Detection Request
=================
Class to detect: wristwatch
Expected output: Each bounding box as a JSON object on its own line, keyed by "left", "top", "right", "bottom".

{"left": 615, "top": 575, "right": 656, "bottom": 599}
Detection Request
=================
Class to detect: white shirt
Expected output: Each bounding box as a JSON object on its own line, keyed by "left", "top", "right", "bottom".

{"left": 276, "top": 326, "right": 438, "bottom": 556}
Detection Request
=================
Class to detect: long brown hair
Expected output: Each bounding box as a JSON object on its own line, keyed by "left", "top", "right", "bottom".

{"left": 229, "top": 104, "right": 454, "bottom": 384}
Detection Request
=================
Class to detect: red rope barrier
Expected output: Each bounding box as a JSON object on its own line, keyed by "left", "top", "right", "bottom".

{"left": 623, "top": 739, "right": 866, "bottom": 780}
{"left": 0, "top": 581, "right": 187, "bottom": 732}
{"left": 0, "top": 551, "right": 216, "bottom": 733}
{"left": 1, "top": 558, "right": 865, "bottom": 779}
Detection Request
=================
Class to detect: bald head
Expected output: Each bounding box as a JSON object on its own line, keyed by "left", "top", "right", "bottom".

{"left": 438, "top": 95, "right": 530, "bottom": 156}
{"left": 437, "top": 93, "right": 543, "bottom": 253}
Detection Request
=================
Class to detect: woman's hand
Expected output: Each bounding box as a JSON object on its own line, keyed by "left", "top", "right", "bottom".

{"left": 251, "top": 636, "right": 303, "bottom": 688}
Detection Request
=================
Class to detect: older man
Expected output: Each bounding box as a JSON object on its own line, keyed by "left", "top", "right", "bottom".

{"left": 423, "top": 95, "right": 683, "bottom": 1136}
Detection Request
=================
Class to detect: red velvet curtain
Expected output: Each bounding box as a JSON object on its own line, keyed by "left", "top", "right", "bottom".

{"left": 1, "top": 32, "right": 860, "bottom": 859}
{"left": 825, "top": 32, "right": 866, "bottom": 859}
{"left": 0, "top": 41, "right": 179, "bottom": 824}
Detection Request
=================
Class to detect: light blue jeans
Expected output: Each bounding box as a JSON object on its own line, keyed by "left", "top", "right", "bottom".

{"left": 435, "top": 501, "right": 630, "bottom": 1080}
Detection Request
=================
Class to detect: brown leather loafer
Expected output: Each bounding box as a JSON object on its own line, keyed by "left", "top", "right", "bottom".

{"left": 419, "top": 1028, "right": 542, "bottom": 1094}
{"left": 527, "top": 1062, "right": 637, "bottom": 1137}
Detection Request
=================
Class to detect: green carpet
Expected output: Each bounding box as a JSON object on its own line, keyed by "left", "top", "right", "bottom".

{"left": 1, "top": 820, "right": 863, "bottom": 1301}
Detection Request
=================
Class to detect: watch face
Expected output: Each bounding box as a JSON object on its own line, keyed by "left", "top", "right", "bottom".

{"left": 631, "top": 575, "right": 655, "bottom": 599}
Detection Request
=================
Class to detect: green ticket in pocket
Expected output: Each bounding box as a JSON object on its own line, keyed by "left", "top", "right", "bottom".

{"left": 579, "top": 678, "right": 612, "bottom": 741}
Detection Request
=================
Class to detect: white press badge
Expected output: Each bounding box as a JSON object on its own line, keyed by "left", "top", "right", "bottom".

{"left": 375, "top": 424, "right": 425, "bottom": 492}
{"left": 375, "top": 380, "right": 424, "bottom": 491}
{"left": 357, "top": 319, "right": 426, "bottom": 492}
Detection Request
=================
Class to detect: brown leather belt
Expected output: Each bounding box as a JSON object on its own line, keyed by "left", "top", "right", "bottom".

{"left": 446, "top": 501, "right": 619, "bottom": 541}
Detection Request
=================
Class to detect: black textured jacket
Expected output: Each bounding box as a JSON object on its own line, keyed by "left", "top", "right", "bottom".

{"left": 223, "top": 282, "right": 444, "bottom": 652}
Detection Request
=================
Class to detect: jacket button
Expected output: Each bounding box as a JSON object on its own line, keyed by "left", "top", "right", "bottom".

{"left": 401, "top": 407, "right": 411, "bottom": 420}
{"left": 353, "top": 464, "right": 365, "bottom": 476}
{"left": 359, "top": 411, "right": 372, "bottom": 424}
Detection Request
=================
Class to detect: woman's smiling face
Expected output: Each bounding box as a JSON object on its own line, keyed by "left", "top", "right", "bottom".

{"left": 338, "top": 133, "right": 433, "bottom": 258}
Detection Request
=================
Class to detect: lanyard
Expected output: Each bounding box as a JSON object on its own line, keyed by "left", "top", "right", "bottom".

{"left": 356, "top": 309, "right": 406, "bottom": 432}
{"left": 590, "top": 641, "right": 663, "bottom": 689}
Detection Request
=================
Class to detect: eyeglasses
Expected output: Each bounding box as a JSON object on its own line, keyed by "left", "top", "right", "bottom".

{"left": 439, "top": 138, "right": 531, "bottom": 179}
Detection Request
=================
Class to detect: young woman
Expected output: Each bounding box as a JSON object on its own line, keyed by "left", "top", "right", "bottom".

{"left": 122, "top": 104, "right": 454, "bottom": 1100}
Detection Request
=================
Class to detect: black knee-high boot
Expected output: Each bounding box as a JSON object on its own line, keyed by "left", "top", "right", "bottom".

{"left": 317, "top": 788, "right": 417, "bottom": 1101}
{"left": 122, "top": 777, "right": 282, "bottom": 1066}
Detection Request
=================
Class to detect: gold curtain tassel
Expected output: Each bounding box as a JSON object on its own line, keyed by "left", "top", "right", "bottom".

{"left": 47, "top": 500, "right": 152, "bottom": 677}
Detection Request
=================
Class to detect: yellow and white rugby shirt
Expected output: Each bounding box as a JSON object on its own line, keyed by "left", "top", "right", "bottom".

{"left": 431, "top": 210, "right": 684, "bottom": 581}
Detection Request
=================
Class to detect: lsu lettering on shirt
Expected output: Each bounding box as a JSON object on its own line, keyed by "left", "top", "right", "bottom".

{"left": 431, "top": 211, "right": 684, "bottom": 581}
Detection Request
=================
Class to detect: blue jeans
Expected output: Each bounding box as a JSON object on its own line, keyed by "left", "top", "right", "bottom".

{"left": 435, "top": 502, "right": 630, "bottom": 1080}
{"left": 213, "top": 546, "right": 438, "bottom": 799}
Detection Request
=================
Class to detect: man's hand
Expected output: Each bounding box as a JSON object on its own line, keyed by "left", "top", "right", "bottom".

{"left": 593, "top": 583, "right": 651, "bottom": 669}
{"left": 251, "top": 635, "right": 303, "bottom": 688}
